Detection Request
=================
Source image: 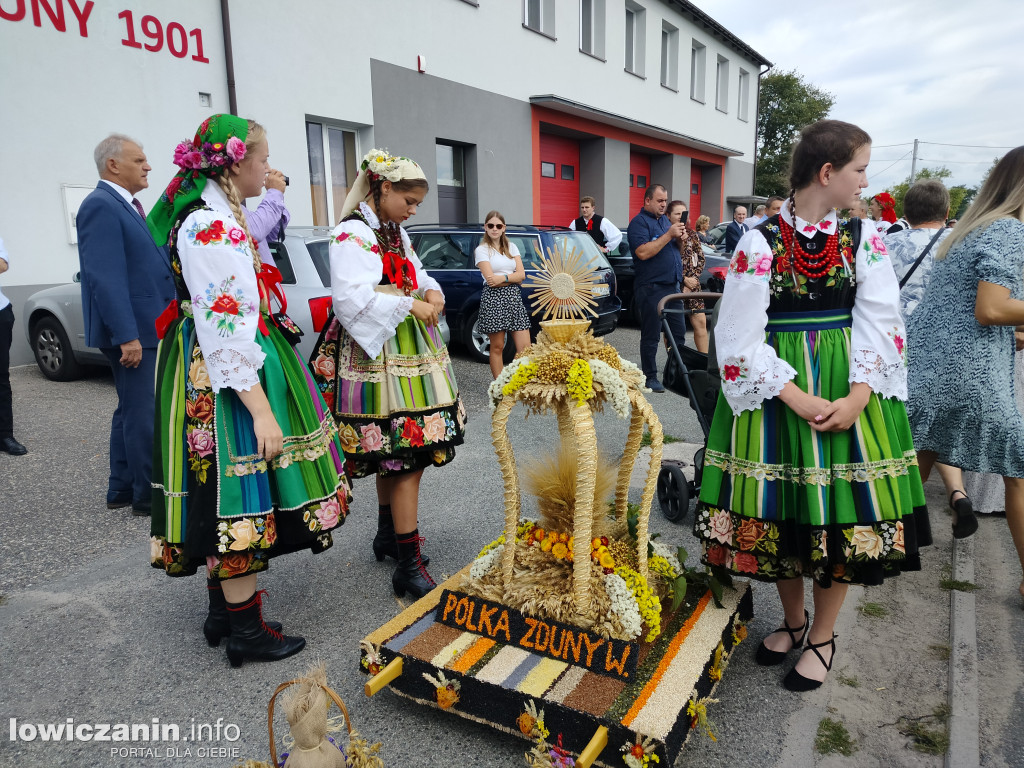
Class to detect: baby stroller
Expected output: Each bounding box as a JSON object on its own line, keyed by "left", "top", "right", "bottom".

{"left": 655, "top": 291, "right": 722, "bottom": 522}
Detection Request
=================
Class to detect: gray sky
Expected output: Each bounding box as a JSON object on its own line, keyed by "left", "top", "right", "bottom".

{"left": 702, "top": 0, "right": 1021, "bottom": 194}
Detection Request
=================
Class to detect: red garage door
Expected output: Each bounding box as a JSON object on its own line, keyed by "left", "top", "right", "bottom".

{"left": 629, "top": 152, "right": 651, "bottom": 215}
{"left": 539, "top": 134, "right": 580, "bottom": 226}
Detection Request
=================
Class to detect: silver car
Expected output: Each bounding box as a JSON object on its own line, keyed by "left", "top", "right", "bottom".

{"left": 23, "top": 227, "right": 449, "bottom": 381}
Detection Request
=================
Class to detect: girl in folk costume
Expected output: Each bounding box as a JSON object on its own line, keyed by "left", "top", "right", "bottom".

{"left": 147, "top": 115, "right": 351, "bottom": 667}
{"left": 869, "top": 191, "right": 899, "bottom": 235}
{"left": 312, "top": 149, "right": 465, "bottom": 599}
{"left": 694, "top": 120, "right": 929, "bottom": 691}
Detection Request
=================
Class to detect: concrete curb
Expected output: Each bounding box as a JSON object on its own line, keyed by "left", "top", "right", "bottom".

{"left": 947, "top": 535, "right": 980, "bottom": 768}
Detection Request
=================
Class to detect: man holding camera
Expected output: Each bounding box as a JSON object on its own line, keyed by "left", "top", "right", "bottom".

{"left": 245, "top": 167, "right": 290, "bottom": 266}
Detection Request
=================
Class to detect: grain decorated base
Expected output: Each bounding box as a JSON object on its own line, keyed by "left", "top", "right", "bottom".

{"left": 361, "top": 565, "right": 752, "bottom": 767}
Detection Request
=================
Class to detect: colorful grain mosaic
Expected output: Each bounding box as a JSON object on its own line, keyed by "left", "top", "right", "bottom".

{"left": 360, "top": 566, "right": 752, "bottom": 767}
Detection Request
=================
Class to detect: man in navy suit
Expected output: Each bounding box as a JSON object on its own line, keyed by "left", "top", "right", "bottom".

{"left": 724, "top": 205, "right": 749, "bottom": 252}
{"left": 77, "top": 134, "right": 175, "bottom": 515}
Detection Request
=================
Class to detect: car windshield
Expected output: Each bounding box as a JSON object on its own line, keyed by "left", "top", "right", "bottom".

{"left": 548, "top": 231, "right": 611, "bottom": 270}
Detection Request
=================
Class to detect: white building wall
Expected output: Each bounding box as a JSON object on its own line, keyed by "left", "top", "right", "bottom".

{"left": 0, "top": 0, "right": 764, "bottom": 362}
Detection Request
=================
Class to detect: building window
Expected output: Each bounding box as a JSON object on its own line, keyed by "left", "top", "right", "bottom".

{"left": 541, "top": 162, "right": 556, "bottom": 178}
{"left": 579, "top": 0, "right": 606, "bottom": 59}
{"left": 436, "top": 144, "right": 465, "bottom": 187}
{"left": 715, "top": 55, "right": 729, "bottom": 113}
{"left": 305, "top": 121, "right": 357, "bottom": 227}
{"left": 737, "top": 68, "right": 750, "bottom": 121}
{"left": 561, "top": 164, "right": 575, "bottom": 180}
{"left": 524, "top": 0, "right": 555, "bottom": 38}
{"left": 690, "top": 40, "right": 706, "bottom": 102}
{"left": 637, "top": 174, "right": 647, "bottom": 189}
{"left": 624, "top": 2, "right": 645, "bottom": 77}
{"left": 660, "top": 21, "right": 678, "bottom": 90}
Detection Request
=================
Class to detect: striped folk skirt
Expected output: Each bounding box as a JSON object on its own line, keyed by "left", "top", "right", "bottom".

{"left": 151, "top": 316, "right": 351, "bottom": 580}
{"left": 311, "top": 300, "right": 466, "bottom": 479}
{"left": 695, "top": 310, "right": 930, "bottom": 586}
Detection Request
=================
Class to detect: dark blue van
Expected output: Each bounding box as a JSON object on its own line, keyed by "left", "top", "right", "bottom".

{"left": 406, "top": 224, "right": 621, "bottom": 362}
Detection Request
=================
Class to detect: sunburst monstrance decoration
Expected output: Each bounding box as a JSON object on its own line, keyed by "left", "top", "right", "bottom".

{"left": 523, "top": 245, "right": 600, "bottom": 322}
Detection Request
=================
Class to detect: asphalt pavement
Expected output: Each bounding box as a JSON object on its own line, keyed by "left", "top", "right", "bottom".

{"left": 0, "top": 325, "right": 1020, "bottom": 768}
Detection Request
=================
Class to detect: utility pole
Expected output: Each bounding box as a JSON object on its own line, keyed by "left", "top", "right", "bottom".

{"left": 908, "top": 139, "right": 919, "bottom": 184}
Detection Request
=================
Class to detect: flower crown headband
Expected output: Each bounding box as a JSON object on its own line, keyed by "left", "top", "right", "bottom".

{"left": 172, "top": 135, "right": 246, "bottom": 174}
{"left": 361, "top": 148, "right": 422, "bottom": 183}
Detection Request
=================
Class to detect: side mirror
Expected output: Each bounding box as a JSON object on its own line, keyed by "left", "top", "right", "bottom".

{"left": 73, "top": 272, "right": 81, "bottom": 283}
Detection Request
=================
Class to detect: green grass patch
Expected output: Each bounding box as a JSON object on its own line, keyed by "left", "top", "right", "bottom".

{"left": 928, "top": 643, "right": 951, "bottom": 661}
{"left": 939, "top": 577, "right": 980, "bottom": 592}
{"left": 836, "top": 672, "right": 859, "bottom": 688}
{"left": 858, "top": 601, "right": 889, "bottom": 618}
{"left": 898, "top": 706, "right": 949, "bottom": 755}
{"left": 641, "top": 429, "right": 680, "bottom": 447}
{"left": 815, "top": 717, "right": 856, "bottom": 756}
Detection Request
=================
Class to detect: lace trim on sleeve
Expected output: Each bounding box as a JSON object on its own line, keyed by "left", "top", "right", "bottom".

{"left": 720, "top": 351, "right": 797, "bottom": 415}
{"left": 351, "top": 293, "right": 414, "bottom": 358}
{"left": 849, "top": 348, "right": 908, "bottom": 400}
{"left": 206, "top": 348, "right": 265, "bottom": 392}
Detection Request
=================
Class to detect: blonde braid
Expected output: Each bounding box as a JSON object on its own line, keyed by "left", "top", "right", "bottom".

{"left": 215, "top": 174, "right": 261, "bottom": 270}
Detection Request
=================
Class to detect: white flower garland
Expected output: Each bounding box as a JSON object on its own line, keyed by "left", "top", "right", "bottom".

{"left": 363, "top": 148, "right": 406, "bottom": 182}
{"left": 604, "top": 572, "right": 643, "bottom": 639}
{"left": 488, "top": 357, "right": 526, "bottom": 410}
{"left": 650, "top": 539, "right": 675, "bottom": 563}
{"left": 589, "top": 359, "right": 631, "bottom": 419}
{"left": 470, "top": 543, "right": 505, "bottom": 580}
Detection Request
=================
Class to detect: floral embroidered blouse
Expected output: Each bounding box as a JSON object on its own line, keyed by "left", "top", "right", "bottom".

{"left": 715, "top": 202, "right": 907, "bottom": 415}
{"left": 329, "top": 201, "right": 443, "bottom": 358}
{"left": 175, "top": 183, "right": 265, "bottom": 393}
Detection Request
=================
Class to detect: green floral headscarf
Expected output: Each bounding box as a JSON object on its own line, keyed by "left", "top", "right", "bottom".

{"left": 147, "top": 113, "right": 249, "bottom": 248}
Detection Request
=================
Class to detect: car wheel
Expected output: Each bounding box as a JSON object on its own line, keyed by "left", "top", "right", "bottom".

{"left": 462, "top": 310, "right": 516, "bottom": 366}
{"left": 32, "top": 315, "right": 83, "bottom": 381}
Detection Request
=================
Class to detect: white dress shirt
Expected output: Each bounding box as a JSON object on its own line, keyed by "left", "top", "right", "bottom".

{"left": 569, "top": 215, "right": 623, "bottom": 251}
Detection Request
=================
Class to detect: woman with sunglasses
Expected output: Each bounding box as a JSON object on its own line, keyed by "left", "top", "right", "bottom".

{"left": 474, "top": 210, "right": 531, "bottom": 378}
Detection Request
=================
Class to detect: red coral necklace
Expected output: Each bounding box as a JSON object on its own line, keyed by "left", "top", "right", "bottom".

{"left": 780, "top": 219, "right": 839, "bottom": 279}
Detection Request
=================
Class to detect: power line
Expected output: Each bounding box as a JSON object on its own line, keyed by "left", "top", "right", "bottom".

{"left": 919, "top": 141, "right": 1016, "bottom": 150}
{"left": 869, "top": 150, "right": 912, "bottom": 179}
{"left": 872, "top": 142, "right": 914, "bottom": 149}
{"left": 917, "top": 157, "right": 996, "bottom": 165}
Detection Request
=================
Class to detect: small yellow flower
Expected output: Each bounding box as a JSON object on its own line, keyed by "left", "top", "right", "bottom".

{"left": 540, "top": 538, "right": 553, "bottom": 552}
{"left": 599, "top": 551, "right": 615, "bottom": 569}
{"left": 552, "top": 542, "right": 568, "bottom": 559}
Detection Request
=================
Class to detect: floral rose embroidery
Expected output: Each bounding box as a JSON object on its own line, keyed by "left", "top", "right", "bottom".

{"left": 708, "top": 509, "right": 734, "bottom": 544}
{"left": 264, "top": 514, "right": 278, "bottom": 546}
{"left": 422, "top": 412, "right": 446, "bottom": 443}
{"left": 402, "top": 418, "right": 424, "bottom": 447}
{"left": 892, "top": 521, "right": 905, "bottom": 554}
{"left": 210, "top": 293, "right": 241, "bottom": 315}
{"left": 731, "top": 250, "right": 748, "bottom": 274}
{"left": 194, "top": 220, "right": 226, "bottom": 245}
{"left": 851, "top": 526, "right": 883, "bottom": 558}
{"left": 186, "top": 393, "right": 214, "bottom": 423}
{"left": 312, "top": 353, "right": 335, "bottom": 380}
{"left": 893, "top": 334, "right": 904, "bottom": 354}
{"left": 733, "top": 552, "right": 758, "bottom": 574}
{"left": 359, "top": 424, "right": 385, "bottom": 453}
{"left": 754, "top": 254, "right": 773, "bottom": 276}
{"left": 227, "top": 226, "right": 247, "bottom": 246}
{"left": 220, "top": 551, "right": 253, "bottom": 577}
{"left": 723, "top": 365, "right": 740, "bottom": 381}
{"left": 338, "top": 424, "right": 360, "bottom": 453}
{"left": 227, "top": 518, "right": 260, "bottom": 551}
{"left": 189, "top": 358, "right": 211, "bottom": 389}
{"left": 705, "top": 542, "right": 729, "bottom": 567}
{"left": 321, "top": 390, "right": 335, "bottom": 411}
{"left": 187, "top": 427, "right": 215, "bottom": 458}
{"left": 735, "top": 519, "right": 766, "bottom": 551}
{"left": 315, "top": 498, "right": 341, "bottom": 529}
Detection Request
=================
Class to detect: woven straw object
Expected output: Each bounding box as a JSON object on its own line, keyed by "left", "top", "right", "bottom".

{"left": 491, "top": 326, "right": 662, "bottom": 619}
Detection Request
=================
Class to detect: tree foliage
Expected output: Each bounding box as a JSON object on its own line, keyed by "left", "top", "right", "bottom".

{"left": 754, "top": 70, "right": 835, "bottom": 197}
{"left": 883, "top": 167, "right": 975, "bottom": 221}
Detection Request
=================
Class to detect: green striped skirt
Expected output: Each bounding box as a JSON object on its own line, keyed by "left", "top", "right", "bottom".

{"left": 695, "top": 309, "right": 930, "bottom": 586}
{"left": 310, "top": 290, "right": 466, "bottom": 479}
{"left": 151, "top": 315, "right": 352, "bottom": 579}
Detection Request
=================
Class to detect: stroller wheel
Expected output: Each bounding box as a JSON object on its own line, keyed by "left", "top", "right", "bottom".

{"left": 658, "top": 464, "right": 691, "bottom": 523}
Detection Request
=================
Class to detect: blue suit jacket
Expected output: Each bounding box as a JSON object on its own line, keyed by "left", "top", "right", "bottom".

{"left": 724, "top": 220, "right": 749, "bottom": 253}
{"left": 76, "top": 183, "right": 174, "bottom": 349}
